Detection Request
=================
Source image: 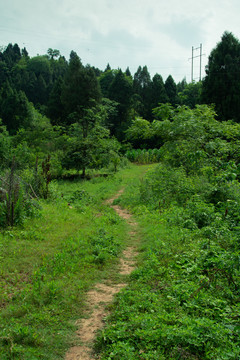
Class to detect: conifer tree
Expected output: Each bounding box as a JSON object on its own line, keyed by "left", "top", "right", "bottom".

{"left": 133, "top": 65, "right": 152, "bottom": 119}
{"left": 150, "top": 73, "right": 168, "bottom": 112}
{"left": 61, "top": 51, "right": 101, "bottom": 124}
{"left": 165, "top": 75, "right": 177, "bottom": 105}
{"left": 108, "top": 69, "right": 133, "bottom": 139}
{"left": 202, "top": 31, "right": 240, "bottom": 122}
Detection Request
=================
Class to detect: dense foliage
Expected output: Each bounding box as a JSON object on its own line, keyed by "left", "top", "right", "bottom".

{"left": 202, "top": 31, "right": 240, "bottom": 122}
{"left": 96, "top": 105, "right": 240, "bottom": 360}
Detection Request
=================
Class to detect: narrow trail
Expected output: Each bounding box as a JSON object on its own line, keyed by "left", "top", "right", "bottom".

{"left": 65, "top": 188, "right": 138, "bottom": 360}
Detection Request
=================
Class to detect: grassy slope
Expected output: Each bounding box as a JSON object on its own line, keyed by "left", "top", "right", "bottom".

{"left": 0, "top": 164, "right": 153, "bottom": 359}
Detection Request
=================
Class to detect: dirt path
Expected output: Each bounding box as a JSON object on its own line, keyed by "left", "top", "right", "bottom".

{"left": 65, "top": 189, "right": 138, "bottom": 360}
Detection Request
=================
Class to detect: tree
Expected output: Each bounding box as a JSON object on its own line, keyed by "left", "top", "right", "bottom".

{"left": 108, "top": 69, "right": 133, "bottom": 140}
{"left": 47, "top": 48, "right": 60, "bottom": 60}
{"left": 177, "top": 77, "right": 187, "bottom": 93}
{"left": 100, "top": 98, "right": 119, "bottom": 130}
{"left": 0, "top": 82, "right": 30, "bottom": 134}
{"left": 61, "top": 51, "right": 101, "bottom": 124}
{"left": 62, "top": 106, "right": 120, "bottom": 177}
{"left": 125, "top": 117, "right": 154, "bottom": 148}
{"left": 1, "top": 43, "right": 21, "bottom": 67}
{"left": 202, "top": 31, "right": 240, "bottom": 122}
{"left": 133, "top": 66, "right": 152, "bottom": 119}
{"left": 26, "top": 56, "right": 52, "bottom": 105}
{"left": 104, "top": 63, "right": 111, "bottom": 72}
{"left": 46, "top": 55, "right": 68, "bottom": 88}
{"left": 178, "top": 81, "right": 202, "bottom": 108}
{"left": 125, "top": 67, "right": 131, "bottom": 77}
{"left": 152, "top": 103, "right": 174, "bottom": 121}
{"left": 99, "top": 69, "right": 115, "bottom": 98}
{"left": 150, "top": 74, "right": 168, "bottom": 111}
{"left": 165, "top": 75, "right": 177, "bottom": 105}
{"left": 27, "top": 55, "right": 52, "bottom": 84}
{"left": 47, "top": 77, "right": 64, "bottom": 125}
{"left": 61, "top": 51, "right": 102, "bottom": 176}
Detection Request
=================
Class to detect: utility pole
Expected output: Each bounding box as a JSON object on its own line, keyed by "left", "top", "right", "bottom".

{"left": 200, "top": 43, "right": 202, "bottom": 81}
{"left": 189, "top": 44, "right": 204, "bottom": 82}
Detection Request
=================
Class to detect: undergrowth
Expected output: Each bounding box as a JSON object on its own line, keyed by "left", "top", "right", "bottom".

{"left": 95, "top": 162, "right": 240, "bottom": 360}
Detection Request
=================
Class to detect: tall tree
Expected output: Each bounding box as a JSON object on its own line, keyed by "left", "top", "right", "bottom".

{"left": 61, "top": 51, "right": 101, "bottom": 124}
{"left": 133, "top": 65, "right": 152, "bottom": 119}
{"left": 150, "top": 73, "right": 168, "bottom": 112}
{"left": 202, "top": 31, "right": 240, "bottom": 122}
{"left": 1, "top": 43, "right": 21, "bottom": 67}
{"left": 61, "top": 51, "right": 102, "bottom": 176}
{"left": 99, "top": 69, "right": 115, "bottom": 98}
{"left": 26, "top": 56, "right": 52, "bottom": 105}
{"left": 0, "top": 82, "right": 30, "bottom": 134}
{"left": 47, "top": 77, "right": 64, "bottom": 125}
{"left": 108, "top": 69, "right": 133, "bottom": 139}
{"left": 165, "top": 75, "right": 177, "bottom": 105}
{"left": 125, "top": 67, "right": 131, "bottom": 77}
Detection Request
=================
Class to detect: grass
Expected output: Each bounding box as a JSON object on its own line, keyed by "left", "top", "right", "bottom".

{"left": 94, "top": 164, "right": 240, "bottom": 360}
{"left": 0, "top": 164, "right": 153, "bottom": 359}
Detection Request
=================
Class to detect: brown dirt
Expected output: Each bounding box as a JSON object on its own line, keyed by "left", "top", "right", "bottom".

{"left": 65, "top": 189, "right": 138, "bottom": 360}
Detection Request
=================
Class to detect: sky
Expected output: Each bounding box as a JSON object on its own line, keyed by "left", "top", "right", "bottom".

{"left": 1, "top": 0, "right": 240, "bottom": 83}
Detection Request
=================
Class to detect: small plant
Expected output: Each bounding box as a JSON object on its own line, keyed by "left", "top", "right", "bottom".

{"left": 90, "top": 228, "right": 121, "bottom": 265}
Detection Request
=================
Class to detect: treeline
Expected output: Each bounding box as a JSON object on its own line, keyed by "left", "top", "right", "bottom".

{"left": 1, "top": 31, "right": 240, "bottom": 225}
{"left": 0, "top": 43, "right": 202, "bottom": 138}
{"left": 1, "top": 31, "right": 239, "bottom": 142}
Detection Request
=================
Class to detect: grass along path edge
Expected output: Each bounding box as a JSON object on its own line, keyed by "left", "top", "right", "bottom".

{"left": 65, "top": 188, "right": 140, "bottom": 360}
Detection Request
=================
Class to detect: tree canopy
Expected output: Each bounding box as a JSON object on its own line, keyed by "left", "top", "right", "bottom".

{"left": 202, "top": 31, "right": 240, "bottom": 122}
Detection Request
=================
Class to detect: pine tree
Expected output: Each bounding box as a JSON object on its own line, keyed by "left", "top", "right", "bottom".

{"left": 151, "top": 73, "right": 168, "bottom": 111}
{"left": 0, "top": 82, "right": 30, "bottom": 134}
{"left": 47, "top": 77, "right": 64, "bottom": 125}
{"left": 165, "top": 75, "right": 177, "bottom": 105}
{"left": 202, "top": 31, "right": 240, "bottom": 122}
{"left": 99, "top": 70, "right": 115, "bottom": 98}
{"left": 61, "top": 51, "right": 101, "bottom": 124}
{"left": 133, "top": 65, "right": 152, "bottom": 119}
{"left": 108, "top": 69, "right": 133, "bottom": 139}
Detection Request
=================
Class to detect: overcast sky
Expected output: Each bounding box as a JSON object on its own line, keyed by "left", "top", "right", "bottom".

{"left": 1, "top": 0, "right": 240, "bottom": 82}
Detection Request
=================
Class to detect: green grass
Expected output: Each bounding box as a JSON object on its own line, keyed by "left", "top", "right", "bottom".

{"left": 0, "top": 164, "right": 152, "bottom": 359}
{"left": 95, "top": 164, "right": 240, "bottom": 360}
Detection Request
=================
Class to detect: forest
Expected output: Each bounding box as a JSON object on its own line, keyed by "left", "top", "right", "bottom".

{"left": 0, "top": 31, "right": 240, "bottom": 359}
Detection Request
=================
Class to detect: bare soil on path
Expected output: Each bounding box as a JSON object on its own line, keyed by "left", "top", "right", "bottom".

{"left": 65, "top": 189, "right": 138, "bottom": 360}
